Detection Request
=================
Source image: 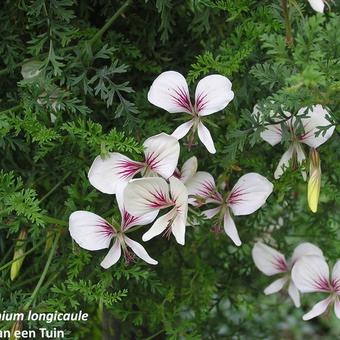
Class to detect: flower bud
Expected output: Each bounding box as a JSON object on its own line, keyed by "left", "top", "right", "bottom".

{"left": 21, "top": 60, "right": 43, "bottom": 80}
{"left": 10, "top": 229, "right": 28, "bottom": 281}
{"left": 307, "top": 148, "right": 321, "bottom": 213}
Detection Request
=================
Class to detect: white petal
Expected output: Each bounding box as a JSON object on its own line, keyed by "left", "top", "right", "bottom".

{"left": 252, "top": 242, "right": 288, "bottom": 276}
{"left": 172, "top": 120, "right": 194, "bottom": 140}
{"left": 264, "top": 277, "right": 288, "bottom": 295}
{"left": 171, "top": 213, "right": 187, "bottom": 245}
{"left": 291, "top": 242, "right": 324, "bottom": 265}
{"left": 227, "top": 173, "right": 273, "bottom": 216}
{"left": 295, "top": 142, "right": 307, "bottom": 180}
{"left": 185, "top": 171, "right": 221, "bottom": 202}
{"left": 194, "top": 75, "right": 234, "bottom": 116}
{"left": 223, "top": 210, "right": 241, "bottom": 246}
{"left": 260, "top": 124, "right": 283, "bottom": 146}
{"left": 169, "top": 177, "right": 188, "bottom": 245}
{"left": 69, "top": 211, "right": 115, "bottom": 251}
{"left": 143, "top": 133, "right": 180, "bottom": 179}
{"left": 299, "top": 105, "right": 335, "bottom": 148}
{"left": 124, "top": 236, "right": 158, "bottom": 265}
{"left": 274, "top": 145, "right": 294, "bottom": 179}
{"left": 308, "top": 0, "right": 325, "bottom": 13}
{"left": 252, "top": 104, "right": 290, "bottom": 146}
{"left": 124, "top": 177, "right": 171, "bottom": 216}
{"left": 197, "top": 121, "right": 216, "bottom": 154}
{"left": 179, "top": 156, "right": 198, "bottom": 183}
{"left": 334, "top": 297, "right": 340, "bottom": 319}
{"left": 288, "top": 281, "right": 301, "bottom": 307}
{"left": 147, "top": 71, "right": 192, "bottom": 113}
{"left": 100, "top": 240, "right": 121, "bottom": 269}
{"left": 303, "top": 297, "right": 332, "bottom": 321}
{"left": 291, "top": 255, "right": 330, "bottom": 293}
{"left": 116, "top": 189, "right": 158, "bottom": 230}
{"left": 202, "top": 207, "right": 221, "bottom": 219}
{"left": 88, "top": 153, "right": 143, "bottom": 194}
{"left": 169, "top": 176, "right": 188, "bottom": 207}
{"left": 142, "top": 208, "right": 177, "bottom": 242}
{"left": 331, "top": 260, "right": 340, "bottom": 294}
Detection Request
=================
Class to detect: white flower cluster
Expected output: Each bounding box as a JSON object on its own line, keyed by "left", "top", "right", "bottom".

{"left": 252, "top": 242, "right": 340, "bottom": 320}
{"left": 68, "top": 71, "right": 337, "bottom": 322}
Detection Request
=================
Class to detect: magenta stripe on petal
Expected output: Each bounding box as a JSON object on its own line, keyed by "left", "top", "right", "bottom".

{"left": 121, "top": 210, "right": 139, "bottom": 230}
{"left": 313, "top": 276, "right": 331, "bottom": 291}
{"left": 272, "top": 256, "right": 288, "bottom": 272}
{"left": 145, "top": 151, "right": 162, "bottom": 170}
{"left": 195, "top": 92, "right": 208, "bottom": 113}
{"left": 331, "top": 277, "right": 340, "bottom": 293}
{"left": 171, "top": 87, "right": 192, "bottom": 112}
{"left": 116, "top": 160, "right": 143, "bottom": 179}
{"left": 228, "top": 186, "right": 247, "bottom": 205}
{"left": 96, "top": 220, "right": 116, "bottom": 237}
{"left": 147, "top": 189, "right": 172, "bottom": 209}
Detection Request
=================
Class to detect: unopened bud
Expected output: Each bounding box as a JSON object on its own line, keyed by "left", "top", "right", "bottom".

{"left": 21, "top": 60, "right": 43, "bottom": 80}
{"left": 10, "top": 229, "right": 27, "bottom": 281}
{"left": 308, "top": 148, "right": 321, "bottom": 213}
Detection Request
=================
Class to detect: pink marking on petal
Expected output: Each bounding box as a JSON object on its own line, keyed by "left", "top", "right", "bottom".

{"left": 271, "top": 256, "right": 288, "bottom": 272}
{"left": 331, "top": 277, "right": 340, "bottom": 293}
{"left": 116, "top": 160, "right": 143, "bottom": 179}
{"left": 195, "top": 92, "right": 209, "bottom": 113}
{"left": 313, "top": 276, "right": 331, "bottom": 292}
{"left": 171, "top": 87, "right": 192, "bottom": 112}
{"left": 172, "top": 168, "right": 181, "bottom": 179}
{"left": 96, "top": 220, "right": 116, "bottom": 237}
{"left": 227, "top": 186, "right": 247, "bottom": 205}
{"left": 146, "top": 189, "right": 173, "bottom": 209}
{"left": 121, "top": 209, "right": 139, "bottom": 230}
{"left": 145, "top": 151, "right": 162, "bottom": 171}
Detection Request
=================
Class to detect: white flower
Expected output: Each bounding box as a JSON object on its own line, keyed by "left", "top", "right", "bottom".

{"left": 308, "top": 0, "right": 325, "bottom": 13}
{"left": 148, "top": 71, "right": 234, "bottom": 154}
{"left": 186, "top": 172, "right": 273, "bottom": 246}
{"left": 124, "top": 177, "right": 188, "bottom": 245}
{"left": 254, "top": 104, "right": 335, "bottom": 179}
{"left": 88, "top": 132, "right": 180, "bottom": 194}
{"left": 252, "top": 242, "right": 324, "bottom": 307}
{"left": 172, "top": 156, "right": 198, "bottom": 184}
{"left": 69, "top": 192, "right": 158, "bottom": 269}
{"left": 292, "top": 255, "right": 340, "bottom": 320}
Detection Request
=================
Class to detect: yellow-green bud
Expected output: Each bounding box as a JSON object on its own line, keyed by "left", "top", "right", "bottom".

{"left": 10, "top": 229, "right": 28, "bottom": 281}
{"left": 307, "top": 148, "right": 321, "bottom": 213}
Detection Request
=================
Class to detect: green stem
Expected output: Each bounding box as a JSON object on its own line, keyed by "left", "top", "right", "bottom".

{"left": 41, "top": 215, "right": 68, "bottom": 227}
{"left": 0, "top": 104, "right": 22, "bottom": 115}
{"left": 281, "top": 0, "right": 293, "bottom": 46}
{"left": 40, "top": 171, "right": 72, "bottom": 203}
{"left": 0, "top": 240, "right": 45, "bottom": 272}
{"left": 23, "top": 233, "right": 60, "bottom": 311}
{"left": 89, "top": 0, "right": 132, "bottom": 46}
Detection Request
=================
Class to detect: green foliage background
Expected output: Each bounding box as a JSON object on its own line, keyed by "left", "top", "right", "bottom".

{"left": 0, "top": 0, "right": 339, "bottom": 338}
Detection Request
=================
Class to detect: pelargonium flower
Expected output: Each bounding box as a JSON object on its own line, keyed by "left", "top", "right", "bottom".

{"left": 88, "top": 132, "right": 180, "bottom": 194}
{"left": 172, "top": 156, "right": 198, "bottom": 184}
{"left": 186, "top": 172, "right": 273, "bottom": 246}
{"left": 308, "top": 0, "right": 325, "bottom": 13}
{"left": 148, "top": 71, "right": 234, "bottom": 154}
{"left": 124, "top": 177, "right": 188, "bottom": 245}
{"left": 69, "top": 193, "right": 158, "bottom": 269}
{"left": 292, "top": 255, "right": 340, "bottom": 320}
{"left": 254, "top": 104, "right": 335, "bottom": 179}
{"left": 252, "top": 242, "right": 324, "bottom": 307}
